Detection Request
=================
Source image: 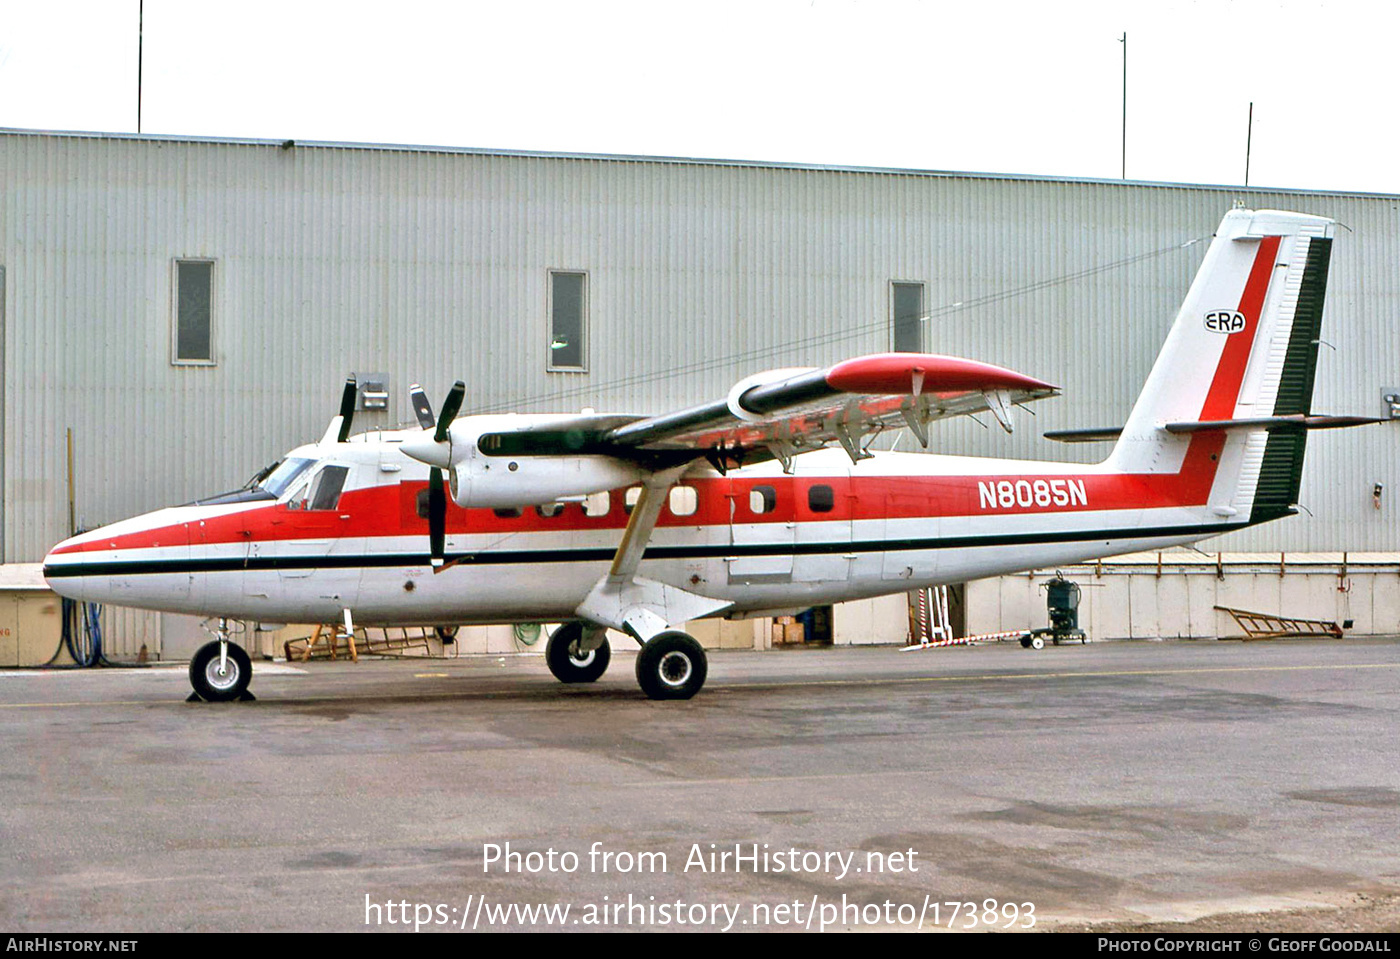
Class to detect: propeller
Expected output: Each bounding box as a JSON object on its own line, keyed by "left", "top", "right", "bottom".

{"left": 336, "top": 375, "right": 357, "bottom": 443}
{"left": 427, "top": 467, "right": 446, "bottom": 567}
{"left": 318, "top": 374, "right": 359, "bottom": 446}
{"left": 404, "top": 381, "right": 466, "bottom": 568}
{"left": 408, "top": 384, "right": 435, "bottom": 430}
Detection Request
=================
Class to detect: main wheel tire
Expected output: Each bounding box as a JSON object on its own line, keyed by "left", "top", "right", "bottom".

{"left": 634, "top": 630, "right": 707, "bottom": 701}
{"left": 1019, "top": 635, "right": 1033, "bottom": 648}
{"left": 545, "top": 622, "right": 611, "bottom": 683}
{"left": 189, "top": 640, "right": 253, "bottom": 702}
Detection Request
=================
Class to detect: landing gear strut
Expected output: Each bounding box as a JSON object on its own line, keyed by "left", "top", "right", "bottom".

{"left": 545, "top": 621, "right": 611, "bottom": 683}
{"left": 189, "top": 618, "right": 254, "bottom": 702}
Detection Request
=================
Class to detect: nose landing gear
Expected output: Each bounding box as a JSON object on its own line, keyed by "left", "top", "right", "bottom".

{"left": 188, "top": 618, "right": 256, "bottom": 702}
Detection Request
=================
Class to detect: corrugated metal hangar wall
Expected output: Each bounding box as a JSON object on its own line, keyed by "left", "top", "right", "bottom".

{"left": 2, "top": 130, "right": 1397, "bottom": 652}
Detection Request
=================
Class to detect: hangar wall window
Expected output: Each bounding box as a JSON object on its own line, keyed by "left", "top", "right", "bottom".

{"left": 548, "top": 271, "right": 587, "bottom": 371}
{"left": 891, "top": 281, "right": 925, "bottom": 353}
{"left": 174, "top": 259, "right": 216, "bottom": 365}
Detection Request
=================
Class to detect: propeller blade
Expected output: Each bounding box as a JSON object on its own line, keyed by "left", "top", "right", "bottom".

{"left": 336, "top": 375, "right": 357, "bottom": 443}
{"left": 435, "top": 381, "right": 466, "bottom": 443}
{"left": 408, "top": 383, "right": 436, "bottom": 430}
{"left": 428, "top": 468, "right": 446, "bottom": 568}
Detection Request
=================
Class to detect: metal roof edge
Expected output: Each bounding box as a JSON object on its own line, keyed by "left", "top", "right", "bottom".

{"left": 3, "top": 125, "right": 1399, "bottom": 201}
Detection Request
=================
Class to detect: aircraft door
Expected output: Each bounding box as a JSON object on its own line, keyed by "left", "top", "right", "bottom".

{"left": 727, "top": 479, "right": 795, "bottom": 584}
{"left": 792, "top": 478, "right": 853, "bottom": 583}
{"left": 267, "top": 464, "right": 362, "bottom": 613}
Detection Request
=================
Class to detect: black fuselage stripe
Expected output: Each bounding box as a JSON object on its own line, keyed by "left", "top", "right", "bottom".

{"left": 42, "top": 521, "right": 1251, "bottom": 578}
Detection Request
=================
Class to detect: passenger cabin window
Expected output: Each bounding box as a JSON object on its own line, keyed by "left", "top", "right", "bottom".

{"left": 307, "top": 466, "right": 350, "bottom": 511}
{"left": 493, "top": 507, "right": 523, "bottom": 519}
{"left": 808, "top": 484, "right": 835, "bottom": 513}
{"left": 668, "top": 486, "right": 698, "bottom": 517}
{"left": 623, "top": 487, "right": 642, "bottom": 515}
{"left": 749, "top": 485, "right": 777, "bottom": 515}
{"left": 536, "top": 503, "right": 566, "bottom": 518}
{"left": 582, "top": 491, "right": 610, "bottom": 517}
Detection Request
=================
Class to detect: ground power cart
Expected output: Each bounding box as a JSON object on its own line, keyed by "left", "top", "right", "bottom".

{"left": 1019, "top": 575, "right": 1087, "bottom": 649}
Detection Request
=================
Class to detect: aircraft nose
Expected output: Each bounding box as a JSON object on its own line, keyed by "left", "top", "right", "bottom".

{"left": 42, "top": 528, "right": 113, "bottom": 603}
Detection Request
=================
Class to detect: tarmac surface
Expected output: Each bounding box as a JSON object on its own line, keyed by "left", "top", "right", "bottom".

{"left": 1, "top": 637, "right": 1398, "bottom": 933}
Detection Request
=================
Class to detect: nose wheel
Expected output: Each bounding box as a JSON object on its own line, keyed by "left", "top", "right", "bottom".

{"left": 189, "top": 638, "right": 253, "bottom": 702}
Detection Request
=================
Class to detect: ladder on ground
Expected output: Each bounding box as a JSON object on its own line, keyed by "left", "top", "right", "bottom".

{"left": 1214, "top": 606, "right": 1343, "bottom": 640}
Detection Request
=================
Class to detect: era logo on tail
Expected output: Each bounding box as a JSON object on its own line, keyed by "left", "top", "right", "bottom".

{"left": 1204, "top": 310, "right": 1247, "bottom": 334}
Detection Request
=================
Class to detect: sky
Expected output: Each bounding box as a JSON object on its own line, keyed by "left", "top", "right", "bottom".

{"left": 1, "top": 0, "right": 1397, "bottom": 194}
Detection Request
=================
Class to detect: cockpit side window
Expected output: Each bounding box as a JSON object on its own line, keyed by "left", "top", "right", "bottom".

{"left": 307, "top": 466, "right": 350, "bottom": 511}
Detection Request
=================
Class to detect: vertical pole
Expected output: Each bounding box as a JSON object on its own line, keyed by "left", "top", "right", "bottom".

{"left": 137, "top": 0, "right": 144, "bottom": 134}
{"left": 1120, "top": 32, "right": 1127, "bottom": 179}
{"left": 1245, "top": 101, "right": 1254, "bottom": 186}
{"left": 66, "top": 428, "right": 76, "bottom": 537}
{"left": 0, "top": 266, "right": 4, "bottom": 563}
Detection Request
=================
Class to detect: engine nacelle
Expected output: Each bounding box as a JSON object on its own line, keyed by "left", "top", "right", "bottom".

{"left": 435, "top": 414, "right": 646, "bottom": 509}
{"left": 449, "top": 452, "right": 644, "bottom": 510}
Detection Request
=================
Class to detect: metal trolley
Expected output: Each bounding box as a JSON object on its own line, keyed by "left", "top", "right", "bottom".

{"left": 1018, "top": 574, "right": 1088, "bottom": 649}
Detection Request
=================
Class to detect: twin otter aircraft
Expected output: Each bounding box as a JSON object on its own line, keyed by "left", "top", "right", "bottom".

{"left": 44, "top": 209, "right": 1375, "bottom": 702}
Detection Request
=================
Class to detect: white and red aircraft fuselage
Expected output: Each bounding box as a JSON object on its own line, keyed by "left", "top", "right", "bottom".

{"left": 43, "top": 209, "right": 1373, "bottom": 701}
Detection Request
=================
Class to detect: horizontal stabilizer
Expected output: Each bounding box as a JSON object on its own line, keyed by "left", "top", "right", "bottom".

{"left": 1044, "top": 427, "right": 1124, "bottom": 444}
{"left": 1048, "top": 415, "right": 1382, "bottom": 444}
{"left": 1162, "top": 414, "right": 1386, "bottom": 434}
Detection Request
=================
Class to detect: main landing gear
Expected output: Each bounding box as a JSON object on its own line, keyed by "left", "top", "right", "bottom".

{"left": 188, "top": 618, "right": 255, "bottom": 702}
{"left": 545, "top": 621, "right": 708, "bottom": 700}
{"left": 545, "top": 621, "right": 612, "bottom": 684}
{"left": 549, "top": 464, "right": 725, "bottom": 701}
{"left": 634, "top": 630, "right": 707, "bottom": 700}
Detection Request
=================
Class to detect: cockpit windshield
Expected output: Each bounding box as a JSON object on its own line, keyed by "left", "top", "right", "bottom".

{"left": 257, "top": 457, "right": 316, "bottom": 497}
{"left": 187, "top": 456, "right": 318, "bottom": 507}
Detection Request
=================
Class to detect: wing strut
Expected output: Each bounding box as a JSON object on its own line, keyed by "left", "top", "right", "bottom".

{"left": 574, "top": 465, "right": 732, "bottom": 644}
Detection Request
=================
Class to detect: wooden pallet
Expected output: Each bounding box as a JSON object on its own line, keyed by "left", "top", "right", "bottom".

{"left": 1214, "top": 605, "right": 1343, "bottom": 640}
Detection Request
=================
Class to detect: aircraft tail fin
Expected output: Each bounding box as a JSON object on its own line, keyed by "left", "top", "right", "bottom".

{"left": 1108, "top": 209, "right": 1336, "bottom": 524}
